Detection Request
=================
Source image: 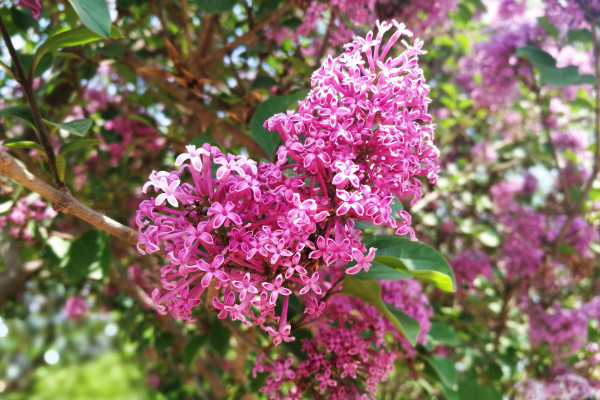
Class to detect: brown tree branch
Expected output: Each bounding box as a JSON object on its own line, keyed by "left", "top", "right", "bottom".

{"left": 0, "top": 150, "right": 140, "bottom": 248}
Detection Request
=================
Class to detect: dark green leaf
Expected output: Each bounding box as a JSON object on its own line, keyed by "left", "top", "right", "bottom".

{"left": 487, "top": 362, "right": 503, "bottom": 381}
{"left": 568, "top": 28, "right": 592, "bottom": 43}
{"left": 208, "top": 318, "right": 232, "bottom": 355}
{"left": 98, "top": 43, "right": 124, "bottom": 58}
{"left": 183, "top": 335, "right": 208, "bottom": 367}
{"left": 10, "top": 7, "right": 35, "bottom": 30}
{"left": 195, "top": 0, "right": 237, "bottom": 14}
{"left": 366, "top": 235, "right": 456, "bottom": 292}
{"left": 516, "top": 45, "right": 556, "bottom": 68}
{"left": 537, "top": 16, "right": 559, "bottom": 38}
{"left": 154, "top": 332, "right": 175, "bottom": 351}
{"left": 46, "top": 118, "right": 93, "bottom": 136}
{"left": 339, "top": 276, "right": 420, "bottom": 345}
{"left": 59, "top": 138, "right": 100, "bottom": 154}
{"left": 283, "top": 328, "right": 312, "bottom": 360}
{"left": 0, "top": 106, "right": 36, "bottom": 128}
{"left": 250, "top": 89, "right": 310, "bottom": 159}
{"left": 68, "top": 0, "right": 112, "bottom": 38}
{"left": 2, "top": 138, "right": 44, "bottom": 152}
{"left": 251, "top": 76, "right": 277, "bottom": 89}
{"left": 64, "top": 230, "right": 110, "bottom": 280}
{"left": 540, "top": 65, "right": 596, "bottom": 86}
{"left": 87, "top": 171, "right": 107, "bottom": 199}
{"left": 424, "top": 355, "right": 457, "bottom": 387}
{"left": 428, "top": 321, "right": 460, "bottom": 346}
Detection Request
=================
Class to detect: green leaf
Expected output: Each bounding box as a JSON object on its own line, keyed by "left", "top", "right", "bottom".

{"left": 515, "top": 45, "right": 556, "bottom": 68}
{"left": 183, "top": 335, "right": 207, "bottom": 367}
{"left": 250, "top": 89, "right": 310, "bottom": 159}
{"left": 339, "top": 276, "right": 420, "bottom": 346}
{"left": 59, "top": 138, "right": 100, "bottom": 154}
{"left": 537, "top": 16, "right": 559, "bottom": 38}
{"left": 195, "top": 0, "right": 237, "bottom": 13}
{"left": 68, "top": 0, "right": 112, "bottom": 38}
{"left": 208, "top": 318, "right": 232, "bottom": 355}
{"left": 366, "top": 235, "right": 456, "bottom": 292}
{"left": 64, "top": 230, "right": 111, "bottom": 280}
{"left": 33, "top": 26, "right": 121, "bottom": 73}
{"left": 540, "top": 65, "right": 596, "bottom": 87}
{"left": 568, "top": 28, "right": 592, "bottom": 43}
{"left": 2, "top": 138, "right": 44, "bottom": 152}
{"left": 46, "top": 118, "right": 93, "bottom": 136}
{"left": 56, "top": 154, "right": 66, "bottom": 181}
{"left": 0, "top": 106, "right": 36, "bottom": 128}
{"left": 428, "top": 321, "right": 459, "bottom": 346}
{"left": 424, "top": 355, "right": 457, "bottom": 388}
{"left": 354, "top": 261, "right": 412, "bottom": 281}
{"left": 10, "top": 6, "right": 36, "bottom": 30}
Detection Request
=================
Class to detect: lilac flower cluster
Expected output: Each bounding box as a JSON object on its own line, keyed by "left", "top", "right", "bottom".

{"left": 268, "top": 0, "right": 455, "bottom": 50}
{"left": 70, "top": 89, "right": 165, "bottom": 167}
{"left": 252, "top": 278, "right": 433, "bottom": 398}
{"left": 253, "top": 295, "right": 396, "bottom": 399}
{"left": 449, "top": 249, "right": 493, "bottom": 292}
{"left": 457, "top": 23, "right": 544, "bottom": 108}
{"left": 0, "top": 195, "right": 56, "bottom": 244}
{"left": 515, "top": 372, "right": 600, "bottom": 400}
{"left": 137, "top": 21, "right": 438, "bottom": 348}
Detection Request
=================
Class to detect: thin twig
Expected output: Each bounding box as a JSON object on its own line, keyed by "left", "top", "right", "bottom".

{"left": 0, "top": 15, "right": 64, "bottom": 188}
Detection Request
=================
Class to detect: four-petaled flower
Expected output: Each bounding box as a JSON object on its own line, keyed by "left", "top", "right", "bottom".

{"left": 155, "top": 177, "right": 180, "bottom": 207}
{"left": 346, "top": 247, "right": 377, "bottom": 274}
{"left": 262, "top": 274, "right": 292, "bottom": 304}
{"left": 207, "top": 202, "right": 243, "bottom": 229}
{"left": 197, "top": 255, "right": 229, "bottom": 287}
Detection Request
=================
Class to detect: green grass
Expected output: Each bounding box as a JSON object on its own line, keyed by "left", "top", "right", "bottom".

{"left": 27, "top": 352, "right": 152, "bottom": 400}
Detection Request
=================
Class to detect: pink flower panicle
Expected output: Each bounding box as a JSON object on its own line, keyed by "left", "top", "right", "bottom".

{"left": 450, "top": 249, "right": 493, "bottom": 292}
{"left": 0, "top": 195, "right": 56, "bottom": 244}
{"left": 253, "top": 295, "right": 397, "bottom": 399}
{"left": 136, "top": 22, "right": 436, "bottom": 351}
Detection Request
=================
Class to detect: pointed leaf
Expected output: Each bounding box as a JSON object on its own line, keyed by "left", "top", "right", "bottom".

{"left": 366, "top": 235, "right": 456, "bottom": 292}
{"left": 46, "top": 118, "right": 93, "bottom": 136}
{"left": 68, "top": 0, "right": 112, "bottom": 38}
{"left": 515, "top": 45, "right": 556, "bottom": 68}
{"left": 33, "top": 26, "right": 121, "bottom": 73}
{"left": 424, "top": 355, "right": 458, "bottom": 387}
{"left": 2, "top": 138, "right": 44, "bottom": 152}
{"left": 64, "top": 230, "right": 110, "bottom": 279}
{"left": 59, "top": 138, "right": 100, "bottom": 154}
{"left": 540, "top": 65, "right": 596, "bottom": 87}
{"left": 354, "top": 261, "right": 412, "bottom": 281}
{"left": 339, "top": 276, "right": 420, "bottom": 345}
{"left": 0, "top": 106, "right": 36, "bottom": 128}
